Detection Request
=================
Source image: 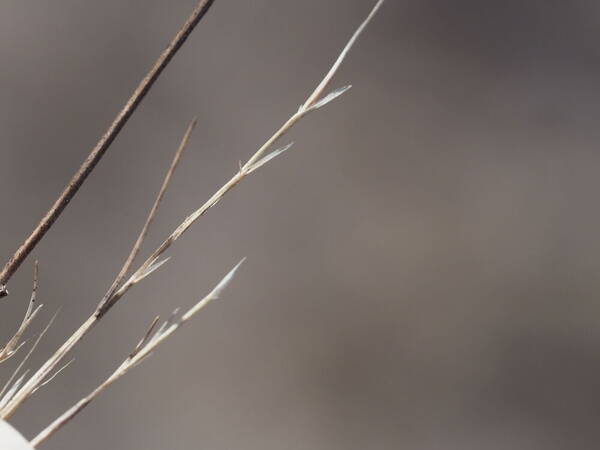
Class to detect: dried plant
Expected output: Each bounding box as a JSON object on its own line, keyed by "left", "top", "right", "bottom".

{"left": 0, "top": 0, "right": 384, "bottom": 447}
{"left": 0, "top": 263, "right": 41, "bottom": 364}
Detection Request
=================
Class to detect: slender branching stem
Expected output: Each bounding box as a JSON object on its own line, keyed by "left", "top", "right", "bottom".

{"left": 0, "top": 313, "right": 58, "bottom": 402}
{"left": 115, "top": 0, "right": 386, "bottom": 293}
{"left": 0, "top": 0, "right": 384, "bottom": 440}
{"left": 0, "top": 262, "right": 43, "bottom": 363}
{"left": 0, "top": 121, "right": 196, "bottom": 419}
{"left": 98, "top": 118, "right": 197, "bottom": 312}
{"left": 31, "top": 260, "right": 244, "bottom": 448}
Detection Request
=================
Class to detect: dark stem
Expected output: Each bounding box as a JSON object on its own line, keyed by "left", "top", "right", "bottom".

{"left": 0, "top": 0, "right": 216, "bottom": 297}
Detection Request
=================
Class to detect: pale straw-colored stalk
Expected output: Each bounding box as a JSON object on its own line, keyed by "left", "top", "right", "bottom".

{"left": 30, "top": 259, "right": 244, "bottom": 447}
{"left": 0, "top": 120, "right": 197, "bottom": 419}
{"left": 0, "top": 262, "right": 43, "bottom": 364}
{"left": 0, "top": 0, "right": 385, "bottom": 444}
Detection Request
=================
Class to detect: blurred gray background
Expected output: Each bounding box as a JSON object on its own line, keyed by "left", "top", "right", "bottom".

{"left": 1, "top": 0, "right": 600, "bottom": 449}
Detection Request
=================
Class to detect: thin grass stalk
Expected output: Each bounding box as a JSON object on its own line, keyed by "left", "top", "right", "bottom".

{"left": 99, "top": 118, "right": 197, "bottom": 309}
{"left": 0, "top": 262, "right": 42, "bottom": 363}
{"left": 106, "top": 0, "right": 386, "bottom": 312}
{"left": 0, "top": 0, "right": 384, "bottom": 425}
{"left": 0, "top": 122, "right": 196, "bottom": 419}
{"left": 30, "top": 260, "right": 244, "bottom": 447}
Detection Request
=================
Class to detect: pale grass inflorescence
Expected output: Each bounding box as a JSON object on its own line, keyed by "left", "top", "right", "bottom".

{"left": 0, "top": 0, "right": 384, "bottom": 447}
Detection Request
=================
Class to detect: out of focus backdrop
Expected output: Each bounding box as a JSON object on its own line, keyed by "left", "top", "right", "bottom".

{"left": 1, "top": 1, "right": 600, "bottom": 449}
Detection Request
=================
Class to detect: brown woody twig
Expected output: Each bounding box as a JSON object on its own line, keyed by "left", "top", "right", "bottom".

{"left": 0, "top": 0, "right": 216, "bottom": 298}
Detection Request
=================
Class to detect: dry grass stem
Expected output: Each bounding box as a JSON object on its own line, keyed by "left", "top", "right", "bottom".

{"left": 30, "top": 260, "right": 244, "bottom": 448}
{"left": 111, "top": 0, "right": 386, "bottom": 307}
{"left": 98, "top": 118, "right": 198, "bottom": 312}
{"left": 0, "top": 262, "right": 42, "bottom": 363}
{"left": 0, "top": 313, "right": 58, "bottom": 402}
{"left": 302, "top": 0, "right": 384, "bottom": 109}
{"left": 0, "top": 0, "right": 215, "bottom": 297}
{"left": 0, "top": 0, "right": 384, "bottom": 444}
{"left": 0, "top": 120, "right": 196, "bottom": 419}
{"left": 0, "top": 0, "right": 382, "bottom": 423}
